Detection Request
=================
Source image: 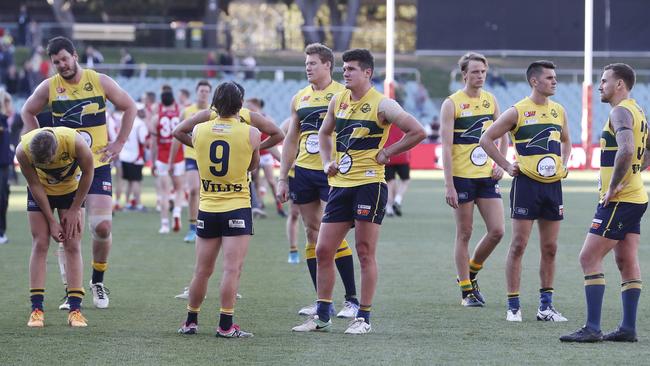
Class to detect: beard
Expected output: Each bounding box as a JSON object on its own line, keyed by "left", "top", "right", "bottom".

{"left": 60, "top": 63, "right": 78, "bottom": 80}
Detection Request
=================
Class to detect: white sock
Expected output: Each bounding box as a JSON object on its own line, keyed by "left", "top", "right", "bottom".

{"left": 173, "top": 206, "right": 182, "bottom": 218}
{"left": 395, "top": 195, "right": 403, "bottom": 205}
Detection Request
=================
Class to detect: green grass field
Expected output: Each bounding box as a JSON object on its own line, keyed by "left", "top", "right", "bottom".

{"left": 1, "top": 172, "right": 650, "bottom": 365}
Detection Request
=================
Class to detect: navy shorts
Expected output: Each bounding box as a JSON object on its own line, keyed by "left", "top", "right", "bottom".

{"left": 196, "top": 208, "right": 254, "bottom": 238}
{"left": 27, "top": 189, "right": 83, "bottom": 212}
{"left": 185, "top": 158, "right": 198, "bottom": 171}
{"left": 89, "top": 165, "right": 113, "bottom": 196}
{"left": 289, "top": 166, "right": 330, "bottom": 204}
{"left": 453, "top": 176, "right": 501, "bottom": 204}
{"left": 510, "top": 173, "right": 563, "bottom": 220}
{"left": 385, "top": 164, "right": 410, "bottom": 181}
{"left": 322, "top": 182, "right": 387, "bottom": 225}
{"left": 589, "top": 202, "right": 647, "bottom": 240}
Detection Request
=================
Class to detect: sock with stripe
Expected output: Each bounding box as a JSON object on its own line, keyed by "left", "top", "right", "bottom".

{"left": 316, "top": 299, "right": 332, "bottom": 323}
{"left": 186, "top": 305, "right": 200, "bottom": 326}
{"left": 67, "top": 288, "right": 84, "bottom": 311}
{"left": 620, "top": 279, "right": 642, "bottom": 331}
{"left": 584, "top": 272, "right": 606, "bottom": 331}
{"left": 507, "top": 292, "right": 520, "bottom": 310}
{"left": 335, "top": 240, "right": 357, "bottom": 303}
{"left": 459, "top": 279, "right": 473, "bottom": 299}
{"left": 357, "top": 304, "right": 371, "bottom": 324}
{"left": 305, "top": 242, "right": 317, "bottom": 290}
{"left": 539, "top": 288, "right": 554, "bottom": 310}
{"left": 219, "top": 308, "right": 234, "bottom": 330}
{"left": 91, "top": 261, "right": 107, "bottom": 284}
{"left": 469, "top": 259, "right": 483, "bottom": 281}
{"left": 30, "top": 288, "right": 45, "bottom": 311}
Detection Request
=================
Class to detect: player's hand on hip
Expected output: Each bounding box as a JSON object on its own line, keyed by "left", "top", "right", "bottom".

{"left": 100, "top": 141, "right": 125, "bottom": 163}
{"left": 491, "top": 165, "right": 505, "bottom": 180}
{"left": 445, "top": 185, "right": 459, "bottom": 209}
{"left": 602, "top": 183, "right": 626, "bottom": 207}
{"left": 276, "top": 179, "right": 289, "bottom": 203}
{"left": 324, "top": 161, "right": 338, "bottom": 177}
{"left": 506, "top": 162, "right": 520, "bottom": 177}
{"left": 376, "top": 149, "right": 390, "bottom": 165}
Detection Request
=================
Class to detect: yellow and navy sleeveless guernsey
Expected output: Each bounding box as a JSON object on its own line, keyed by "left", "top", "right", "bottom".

{"left": 20, "top": 127, "right": 80, "bottom": 196}
{"left": 599, "top": 99, "right": 648, "bottom": 204}
{"left": 193, "top": 116, "right": 253, "bottom": 213}
{"left": 330, "top": 87, "right": 389, "bottom": 187}
{"left": 181, "top": 103, "right": 201, "bottom": 160}
{"left": 448, "top": 90, "right": 497, "bottom": 178}
{"left": 294, "top": 81, "right": 345, "bottom": 170}
{"left": 49, "top": 69, "right": 108, "bottom": 168}
{"left": 510, "top": 97, "right": 567, "bottom": 183}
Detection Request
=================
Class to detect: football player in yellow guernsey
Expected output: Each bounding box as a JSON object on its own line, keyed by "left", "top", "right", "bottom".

{"left": 562, "top": 64, "right": 650, "bottom": 343}
{"left": 277, "top": 43, "right": 360, "bottom": 319}
{"left": 168, "top": 80, "right": 212, "bottom": 244}
{"left": 292, "top": 49, "right": 425, "bottom": 334}
{"left": 16, "top": 127, "right": 94, "bottom": 327}
{"left": 173, "top": 81, "right": 261, "bottom": 338}
{"left": 440, "top": 52, "right": 508, "bottom": 307}
{"left": 21, "top": 36, "right": 136, "bottom": 310}
{"left": 481, "top": 61, "right": 571, "bottom": 322}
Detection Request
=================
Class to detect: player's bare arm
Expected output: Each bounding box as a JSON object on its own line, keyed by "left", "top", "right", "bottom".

{"left": 15, "top": 146, "right": 64, "bottom": 242}
{"left": 640, "top": 121, "right": 650, "bottom": 171}
{"left": 493, "top": 100, "right": 507, "bottom": 180}
{"left": 249, "top": 111, "right": 284, "bottom": 150}
{"left": 172, "top": 109, "right": 213, "bottom": 147}
{"left": 249, "top": 126, "right": 262, "bottom": 172}
{"left": 480, "top": 107, "right": 519, "bottom": 176}
{"left": 277, "top": 98, "right": 301, "bottom": 203}
{"left": 20, "top": 79, "right": 51, "bottom": 132}
{"left": 99, "top": 74, "right": 136, "bottom": 163}
{"left": 440, "top": 98, "right": 458, "bottom": 208}
{"left": 319, "top": 96, "right": 338, "bottom": 176}
{"left": 560, "top": 109, "right": 572, "bottom": 172}
{"left": 602, "top": 106, "right": 635, "bottom": 206}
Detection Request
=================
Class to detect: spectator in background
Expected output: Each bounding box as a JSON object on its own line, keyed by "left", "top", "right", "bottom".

{"left": 415, "top": 82, "right": 430, "bottom": 116}
{"left": 29, "top": 46, "right": 49, "bottom": 81}
{"left": 242, "top": 54, "right": 256, "bottom": 80}
{"left": 119, "top": 48, "right": 135, "bottom": 78}
{"left": 16, "top": 5, "right": 30, "bottom": 46}
{"left": 487, "top": 69, "right": 507, "bottom": 88}
{"left": 82, "top": 45, "right": 104, "bottom": 68}
{"left": 0, "top": 89, "right": 14, "bottom": 244}
{"left": 26, "top": 20, "right": 41, "bottom": 49}
{"left": 205, "top": 51, "right": 217, "bottom": 78}
{"left": 0, "top": 39, "right": 14, "bottom": 85}
{"left": 4, "top": 64, "right": 21, "bottom": 96}
{"left": 21, "top": 60, "right": 39, "bottom": 94}
{"left": 428, "top": 115, "right": 440, "bottom": 143}
{"left": 219, "top": 49, "right": 234, "bottom": 75}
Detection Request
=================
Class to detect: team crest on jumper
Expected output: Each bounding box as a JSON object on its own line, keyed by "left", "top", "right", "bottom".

{"left": 84, "top": 82, "right": 93, "bottom": 92}
{"left": 326, "top": 93, "right": 334, "bottom": 101}
{"left": 482, "top": 100, "right": 490, "bottom": 109}
{"left": 360, "top": 103, "right": 371, "bottom": 113}
{"left": 551, "top": 109, "right": 558, "bottom": 118}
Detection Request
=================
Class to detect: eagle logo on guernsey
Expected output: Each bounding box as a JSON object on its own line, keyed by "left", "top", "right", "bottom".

{"left": 84, "top": 82, "right": 93, "bottom": 92}
{"left": 526, "top": 127, "right": 561, "bottom": 151}
{"left": 60, "top": 100, "right": 93, "bottom": 125}
{"left": 482, "top": 100, "right": 490, "bottom": 109}
{"left": 551, "top": 109, "right": 558, "bottom": 118}
{"left": 360, "top": 103, "right": 371, "bottom": 113}
{"left": 326, "top": 93, "right": 334, "bottom": 101}
{"left": 460, "top": 117, "right": 491, "bottom": 141}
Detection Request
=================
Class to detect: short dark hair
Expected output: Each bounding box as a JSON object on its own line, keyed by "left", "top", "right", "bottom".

{"left": 305, "top": 43, "right": 334, "bottom": 73}
{"left": 161, "top": 84, "right": 173, "bottom": 93}
{"left": 604, "top": 63, "right": 635, "bottom": 91}
{"left": 160, "top": 91, "right": 175, "bottom": 106}
{"left": 526, "top": 60, "right": 556, "bottom": 85}
{"left": 212, "top": 81, "right": 243, "bottom": 117}
{"left": 196, "top": 80, "right": 212, "bottom": 91}
{"left": 458, "top": 52, "right": 488, "bottom": 73}
{"left": 179, "top": 88, "right": 190, "bottom": 98}
{"left": 30, "top": 130, "right": 58, "bottom": 165}
{"left": 342, "top": 48, "right": 374, "bottom": 76}
{"left": 47, "top": 36, "right": 76, "bottom": 57}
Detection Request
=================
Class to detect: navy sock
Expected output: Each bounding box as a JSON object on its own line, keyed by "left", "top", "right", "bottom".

{"left": 357, "top": 304, "right": 371, "bottom": 324}
{"left": 507, "top": 293, "right": 520, "bottom": 310}
{"left": 186, "top": 312, "right": 198, "bottom": 325}
{"left": 539, "top": 288, "right": 554, "bottom": 310}
{"left": 219, "top": 312, "right": 233, "bottom": 331}
{"left": 584, "top": 273, "right": 606, "bottom": 331}
{"left": 67, "top": 288, "right": 84, "bottom": 311}
{"left": 335, "top": 254, "right": 357, "bottom": 300}
{"left": 30, "top": 289, "right": 44, "bottom": 311}
{"left": 306, "top": 258, "right": 317, "bottom": 291}
{"left": 316, "top": 300, "right": 332, "bottom": 322}
{"left": 620, "top": 280, "right": 642, "bottom": 331}
{"left": 91, "top": 269, "right": 104, "bottom": 284}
